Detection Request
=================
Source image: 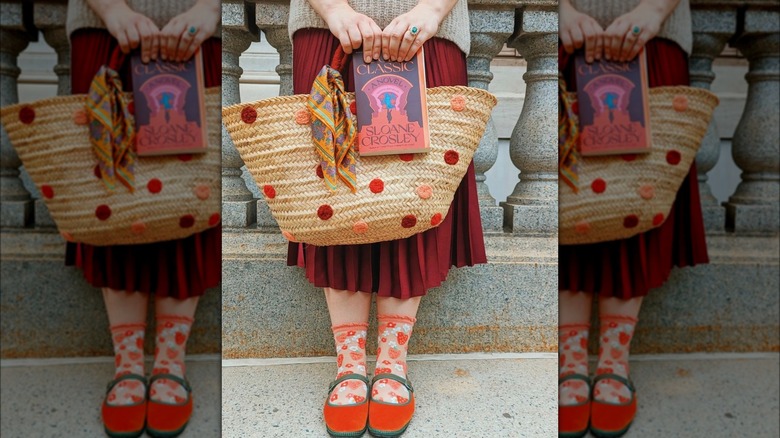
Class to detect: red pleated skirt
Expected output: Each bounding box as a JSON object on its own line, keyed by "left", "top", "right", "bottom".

{"left": 64, "top": 29, "right": 221, "bottom": 299}
{"left": 286, "top": 29, "right": 487, "bottom": 299}
{"left": 559, "top": 39, "right": 709, "bottom": 299}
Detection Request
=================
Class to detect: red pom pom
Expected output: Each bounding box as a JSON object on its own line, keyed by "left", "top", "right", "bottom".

{"left": 591, "top": 178, "right": 606, "bottom": 194}
{"left": 623, "top": 214, "right": 639, "bottom": 228}
{"left": 621, "top": 154, "right": 637, "bottom": 162}
{"left": 209, "top": 213, "right": 221, "bottom": 226}
{"left": 179, "top": 214, "right": 195, "bottom": 228}
{"left": 666, "top": 150, "right": 681, "bottom": 165}
{"left": 95, "top": 205, "right": 112, "bottom": 221}
{"left": 177, "top": 154, "right": 193, "bottom": 162}
{"left": 369, "top": 178, "right": 384, "bottom": 193}
{"left": 399, "top": 154, "right": 414, "bottom": 162}
{"left": 430, "top": 213, "right": 442, "bottom": 226}
{"left": 401, "top": 215, "right": 417, "bottom": 228}
{"left": 571, "top": 101, "right": 579, "bottom": 115}
{"left": 241, "top": 106, "right": 257, "bottom": 124}
{"left": 444, "top": 150, "right": 459, "bottom": 165}
{"left": 318, "top": 204, "right": 333, "bottom": 220}
{"left": 19, "top": 106, "right": 35, "bottom": 124}
{"left": 263, "top": 185, "right": 276, "bottom": 199}
{"left": 315, "top": 165, "right": 324, "bottom": 179}
{"left": 350, "top": 101, "right": 357, "bottom": 115}
{"left": 147, "top": 178, "right": 163, "bottom": 194}
{"left": 652, "top": 213, "right": 665, "bottom": 226}
{"left": 41, "top": 185, "right": 54, "bottom": 199}
{"left": 127, "top": 101, "right": 135, "bottom": 115}
{"left": 94, "top": 165, "right": 102, "bottom": 179}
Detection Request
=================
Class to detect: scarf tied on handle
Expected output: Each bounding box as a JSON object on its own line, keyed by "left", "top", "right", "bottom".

{"left": 307, "top": 64, "right": 358, "bottom": 193}
{"left": 87, "top": 61, "right": 136, "bottom": 193}
{"left": 559, "top": 79, "right": 580, "bottom": 193}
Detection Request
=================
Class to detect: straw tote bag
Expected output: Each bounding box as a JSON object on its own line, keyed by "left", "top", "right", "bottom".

{"left": 223, "top": 48, "right": 497, "bottom": 246}
{"left": 0, "top": 50, "right": 221, "bottom": 246}
{"left": 559, "top": 83, "right": 719, "bottom": 245}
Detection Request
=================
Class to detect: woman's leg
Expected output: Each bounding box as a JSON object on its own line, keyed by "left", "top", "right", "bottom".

{"left": 149, "top": 296, "right": 199, "bottom": 403}
{"left": 326, "top": 288, "right": 372, "bottom": 405}
{"left": 559, "top": 291, "right": 593, "bottom": 406}
{"left": 593, "top": 296, "right": 642, "bottom": 403}
{"left": 372, "top": 296, "right": 421, "bottom": 403}
{"left": 103, "top": 288, "right": 149, "bottom": 405}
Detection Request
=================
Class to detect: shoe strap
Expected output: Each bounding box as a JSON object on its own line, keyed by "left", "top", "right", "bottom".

{"left": 149, "top": 373, "right": 192, "bottom": 393}
{"left": 371, "top": 373, "right": 414, "bottom": 394}
{"left": 593, "top": 373, "right": 634, "bottom": 392}
{"left": 558, "top": 373, "right": 591, "bottom": 387}
{"left": 106, "top": 373, "right": 147, "bottom": 394}
{"left": 328, "top": 373, "right": 369, "bottom": 393}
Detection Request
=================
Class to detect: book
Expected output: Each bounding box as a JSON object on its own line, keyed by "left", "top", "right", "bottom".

{"left": 574, "top": 50, "right": 651, "bottom": 156}
{"left": 352, "top": 48, "right": 429, "bottom": 156}
{"left": 130, "top": 50, "right": 207, "bottom": 156}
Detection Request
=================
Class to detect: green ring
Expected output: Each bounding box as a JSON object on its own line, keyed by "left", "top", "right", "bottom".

{"left": 189, "top": 26, "right": 197, "bottom": 35}
{"left": 410, "top": 26, "right": 419, "bottom": 35}
{"left": 632, "top": 26, "right": 640, "bottom": 35}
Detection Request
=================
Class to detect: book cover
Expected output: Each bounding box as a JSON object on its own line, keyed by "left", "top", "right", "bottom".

{"left": 130, "top": 50, "right": 207, "bottom": 156}
{"left": 574, "top": 50, "right": 651, "bottom": 156}
{"left": 352, "top": 48, "right": 429, "bottom": 156}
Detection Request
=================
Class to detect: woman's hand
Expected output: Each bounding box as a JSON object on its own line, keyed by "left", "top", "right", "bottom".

{"left": 559, "top": 0, "right": 603, "bottom": 63}
{"left": 88, "top": 0, "right": 159, "bottom": 63}
{"left": 315, "top": 1, "right": 383, "bottom": 63}
{"left": 382, "top": 0, "right": 456, "bottom": 62}
{"left": 160, "top": 0, "right": 220, "bottom": 62}
{"left": 604, "top": 0, "right": 680, "bottom": 62}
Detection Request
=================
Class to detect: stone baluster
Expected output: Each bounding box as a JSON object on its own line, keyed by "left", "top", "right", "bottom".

{"left": 688, "top": 6, "right": 736, "bottom": 232}
{"left": 32, "top": 3, "right": 71, "bottom": 228}
{"left": 725, "top": 6, "right": 780, "bottom": 232}
{"left": 501, "top": 5, "right": 558, "bottom": 235}
{"left": 467, "top": 7, "right": 516, "bottom": 232}
{"left": 0, "top": 21, "right": 33, "bottom": 227}
{"left": 222, "top": 0, "right": 260, "bottom": 228}
{"left": 255, "top": 1, "right": 292, "bottom": 227}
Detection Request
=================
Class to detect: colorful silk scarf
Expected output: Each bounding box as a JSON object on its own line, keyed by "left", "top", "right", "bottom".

{"left": 559, "top": 80, "right": 580, "bottom": 193}
{"left": 87, "top": 64, "right": 136, "bottom": 192}
{"left": 307, "top": 65, "right": 358, "bottom": 193}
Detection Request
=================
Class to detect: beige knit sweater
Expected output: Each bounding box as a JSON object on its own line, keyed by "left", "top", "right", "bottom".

{"left": 67, "top": 0, "right": 220, "bottom": 39}
{"left": 288, "top": 0, "right": 471, "bottom": 56}
{"left": 571, "top": 0, "right": 692, "bottom": 54}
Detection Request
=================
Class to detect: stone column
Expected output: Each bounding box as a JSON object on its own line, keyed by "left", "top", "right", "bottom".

{"left": 688, "top": 7, "right": 735, "bottom": 232}
{"left": 256, "top": 2, "right": 292, "bottom": 227}
{"left": 222, "top": 1, "right": 260, "bottom": 228}
{"left": 0, "top": 27, "right": 33, "bottom": 227}
{"left": 467, "top": 7, "right": 515, "bottom": 232}
{"left": 501, "top": 6, "right": 558, "bottom": 235}
{"left": 725, "top": 6, "right": 780, "bottom": 232}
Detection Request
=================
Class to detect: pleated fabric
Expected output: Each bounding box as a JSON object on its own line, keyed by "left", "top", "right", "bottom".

{"left": 286, "top": 29, "right": 487, "bottom": 299}
{"left": 64, "top": 28, "right": 221, "bottom": 299}
{"left": 559, "top": 38, "right": 709, "bottom": 299}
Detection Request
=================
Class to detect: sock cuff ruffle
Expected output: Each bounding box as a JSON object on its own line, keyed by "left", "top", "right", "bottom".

{"left": 331, "top": 322, "right": 369, "bottom": 333}
{"left": 600, "top": 314, "right": 638, "bottom": 325}
{"left": 377, "top": 314, "right": 417, "bottom": 324}
{"left": 156, "top": 314, "right": 195, "bottom": 325}
{"left": 109, "top": 322, "right": 146, "bottom": 332}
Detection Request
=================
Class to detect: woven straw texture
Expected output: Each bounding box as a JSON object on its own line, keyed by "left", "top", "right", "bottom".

{"left": 223, "top": 86, "right": 496, "bottom": 246}
{"left": 560, "top": 86, "right": 718, "bottom": 245}
{"left": 0, "top": 88, "right": 221, "bottom": 246}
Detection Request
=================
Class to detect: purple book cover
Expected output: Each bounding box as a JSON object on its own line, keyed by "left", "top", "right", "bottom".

{"left": 130, "top": 50, "right": 207, "bottom": 156}
{"left": 574, "top": 50, "right": 651, "bottom": 156}
{"left": 352, "top": 48, "right": 429, "bottom": 156}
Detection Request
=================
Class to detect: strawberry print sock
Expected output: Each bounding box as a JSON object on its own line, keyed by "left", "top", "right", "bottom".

{"left": 150, "top": 314, "right": 193, "bottom": 404}
{"left": 107, "top": 323, "right": 146, "bottom": 406}
{"left": 372, "top": 315, "right": 415, "bottom": 404}
{"left": 329, "top": 322, "right": 369, "bottom": 406}
{"left": 594, "top": 315, "right": 638, "bottom": 404}
{"left": 558, "top": 324, "right": 590, "bottom": 406}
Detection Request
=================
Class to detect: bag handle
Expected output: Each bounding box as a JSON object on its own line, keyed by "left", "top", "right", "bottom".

{"left": 107, "top": 46, "right": 127, "bottom": 72}
{"left": 329, "top": 46, "right": 350, "bottom": 75}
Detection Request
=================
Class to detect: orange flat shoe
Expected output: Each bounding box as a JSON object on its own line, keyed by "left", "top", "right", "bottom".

{"left": 323, "top": 374, "right": 370, "bottom": 437}
{"left": 590, "top": 373, "right": 637, "bottom": 438}
{"left": 367, "top": 373, "right": 415, "bottom": 438}
{"left": 145, "top": 374, "right": 193, "bottom": 438}
{"left": 101, "top": 373, "right": 147, "bottom": 438}
{"left": 558, "top": 373, "right": 591, "bottom": 438}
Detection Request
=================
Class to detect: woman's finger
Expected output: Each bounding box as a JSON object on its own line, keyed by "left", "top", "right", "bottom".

{"left": 560, "top": 30, "right": 574, "bottom": 54}
{"left": 358, "top": 20, "right": 375, "bottom": 63}
{"left": 370, "top": 21, "right": 382, "bottom": 60}
{"left": 626, "top": 29, "right": 646, "bottom": 62}
{"left": 387, "top": 21, "right": 406, "bottom": 61}
{"left": 177, "top": 28, "right": 196, "bottom": 61}
{"left": 620, "top": 27, "right": 638, "bottom": 61}
{"left": 583, "top": 23, "right": 596, "bottom": 63}
{"left": 593, "top": 28, "right": 603, "bottom": 60}
{"left": 403, "top": 32, "right": 426, "bottom": 62}
{"left": 125, "top": 23, "right": 141, "bottom": 50}
{"left": 397, "top": 26, "right": 418, "bottom": 62}
{"left": 150, "top": 31, "right": 160, "bottom": 61}
{"left": 569, "top": 25, "right": 584, "bottom": 51}
{"left": 138, "top": 21, "right": 154, "bottom": 63}
{"left": 116, "top": 30, "right": 130, "bottom": 54}
{"left": 336, "top": 31, "right": 352, "bottom": 55}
